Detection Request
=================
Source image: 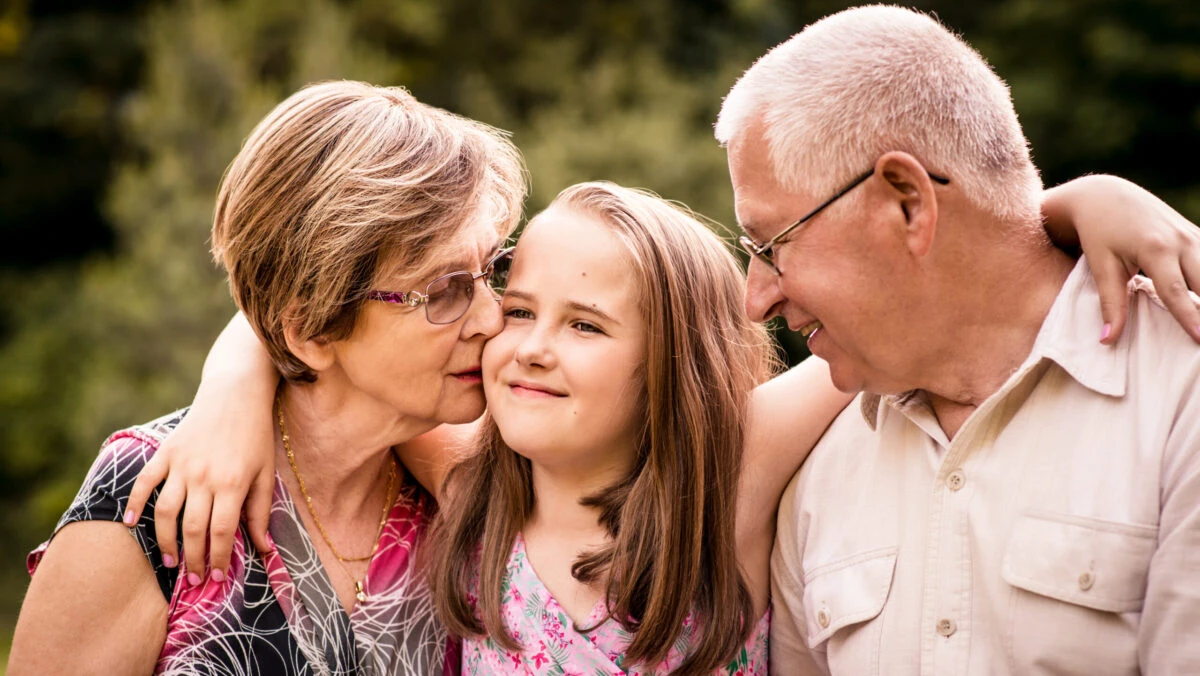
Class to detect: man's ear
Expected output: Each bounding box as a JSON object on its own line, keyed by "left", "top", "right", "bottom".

{"left": 283, "top": 320, "right": 336, "bottom": 373}
{"left": 876, "top": 151, "right": 940, "bottom": 257}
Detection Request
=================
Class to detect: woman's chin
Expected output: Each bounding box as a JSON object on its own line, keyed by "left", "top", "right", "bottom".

{"left": 436, "top": 397, "right": 487, "bottom": 425}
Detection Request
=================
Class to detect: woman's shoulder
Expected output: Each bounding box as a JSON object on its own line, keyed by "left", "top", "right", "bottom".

{"left": 27, "top": 408, "right": 191, "bottom": 599}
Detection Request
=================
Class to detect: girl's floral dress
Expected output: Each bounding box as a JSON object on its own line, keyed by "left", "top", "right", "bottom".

{"left": 28, "top": 409, "right": 457, "bottom": 675}
{"left": 462, "top": 533, "right": 768, "bottom": 675}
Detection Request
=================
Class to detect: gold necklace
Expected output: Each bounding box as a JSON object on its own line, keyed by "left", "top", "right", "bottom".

{"left": 277, "top": 395, "right": 397, "bottom": 603}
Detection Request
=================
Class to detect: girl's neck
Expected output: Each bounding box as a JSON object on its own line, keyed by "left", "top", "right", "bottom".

{"left": 526, "top": 454, "right": 631, "bottom": 537}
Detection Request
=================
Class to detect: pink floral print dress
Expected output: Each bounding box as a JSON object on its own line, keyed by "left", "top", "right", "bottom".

{"left": 462, "top": 533, "right": 768, "bottom": 675}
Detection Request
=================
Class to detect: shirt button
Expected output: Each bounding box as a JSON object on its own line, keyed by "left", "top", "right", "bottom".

{"left": 946, "top": 469, "right": 966, "bottom": 491}
{"left": 817, "top": 608, "right": 831, "bottom": 628}
{"left": 1079, "top": 571, "right": 1095, "bottom": 591}
{"left": 936, "top": 618, "right": 957, "bottom": 637}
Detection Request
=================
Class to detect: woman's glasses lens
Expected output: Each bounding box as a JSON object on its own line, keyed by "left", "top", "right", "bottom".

{"left": 487, "top": 250, "right": 514, "bottom": 295}
{"left": 425, "top": 272, "right": 475, "bottom": 324}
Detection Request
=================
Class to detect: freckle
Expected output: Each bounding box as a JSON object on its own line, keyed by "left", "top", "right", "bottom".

{"left": 581, "top": 272, "right": 587, "bottom": 277}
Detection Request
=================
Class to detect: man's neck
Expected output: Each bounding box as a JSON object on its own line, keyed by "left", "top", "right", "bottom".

{"left": 918, "top": 245, "right": 1076, "bottom": 440}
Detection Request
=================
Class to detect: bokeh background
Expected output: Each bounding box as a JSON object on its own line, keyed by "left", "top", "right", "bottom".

{"left": 1, "top": 0, "right": 1198, "bottom": 663}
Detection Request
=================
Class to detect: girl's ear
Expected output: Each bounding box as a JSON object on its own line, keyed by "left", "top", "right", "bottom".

{"left": 875, "top": 151, "right": 940, "bottom": 258}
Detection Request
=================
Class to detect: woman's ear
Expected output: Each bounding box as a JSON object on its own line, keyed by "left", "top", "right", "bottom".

{"left": 283, "top": 321, "right": 336, "bottom": 373}
{"left": 876, "top": 151, "right": 940, "bottom": 258}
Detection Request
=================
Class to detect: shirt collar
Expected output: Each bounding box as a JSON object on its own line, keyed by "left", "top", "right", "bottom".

{"left": 860, "top": 257, "right": 1130, "bottom": 430}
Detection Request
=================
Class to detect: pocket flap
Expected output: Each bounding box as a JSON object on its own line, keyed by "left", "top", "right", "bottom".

{"left": 802, "top": 546, "right": 897, "bottom": 648}
{"left": 1002, "top": 512, "right": 1156, "bottom": 613}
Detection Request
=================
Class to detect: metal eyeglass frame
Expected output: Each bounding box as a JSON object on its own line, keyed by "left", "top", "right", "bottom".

{"left": 738, "top": 168, "right": 950, "bottom": 275}
{"left": 366, "top": 246, "right": 515, "bottom": 325}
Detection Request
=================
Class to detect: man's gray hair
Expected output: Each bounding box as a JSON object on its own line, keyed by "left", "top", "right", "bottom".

{"left": 716, "top": 5, "right": 1042, "bottom": 224}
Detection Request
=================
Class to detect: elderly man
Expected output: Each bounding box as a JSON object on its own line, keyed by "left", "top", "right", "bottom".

{"left": 716, "top": 6, "right": 1200, "bottom": 675}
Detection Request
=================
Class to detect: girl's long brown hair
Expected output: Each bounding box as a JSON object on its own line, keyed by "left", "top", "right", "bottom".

{"left": 426, "top": 182, "right": 779, "bottom": 675}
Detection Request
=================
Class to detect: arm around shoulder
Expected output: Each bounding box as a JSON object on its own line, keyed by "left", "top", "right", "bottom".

{"left": 9, "top": 520, "right": 169, "bottom": 675}
{"left": 767, "top": 476, "right": 824, "bottom": 676}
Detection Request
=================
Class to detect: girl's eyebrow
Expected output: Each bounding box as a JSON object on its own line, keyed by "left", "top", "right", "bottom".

{"left": 504, "top": 288, "right": 621, "bottom": 326}
{"left": 566, "top": 300, "right": 619, "bottom": 326}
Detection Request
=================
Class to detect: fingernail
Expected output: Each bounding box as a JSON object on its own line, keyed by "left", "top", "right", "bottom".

{"left": 188, "top": 572, "right": 202, "bottom": 586}
{"left": 162, "top": 553, "right": 176, "bottom": 567}
{"left": 211, "top": 568, "right": 226, "bottom": 583}
{"left": 123, "top": 509, "right": 135, "bottom": 526}
{"left": 1100, "top": 323, "right": 1112, "bottom": 342}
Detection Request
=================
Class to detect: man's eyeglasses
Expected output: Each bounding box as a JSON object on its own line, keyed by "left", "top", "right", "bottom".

{"left": 367, "top": 246, "right": 514, "bottom": 325}
{"left": 738, "top": 168, "right": 950, "bottom": 275}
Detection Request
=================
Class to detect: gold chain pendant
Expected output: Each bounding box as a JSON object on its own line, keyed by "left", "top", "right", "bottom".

{"left": 355, "top": 580, "right": 367, "bottom": 604}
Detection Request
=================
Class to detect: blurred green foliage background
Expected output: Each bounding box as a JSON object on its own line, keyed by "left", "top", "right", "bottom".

{"left": 0, "top": 0, "right": 1198, "bottom": 657}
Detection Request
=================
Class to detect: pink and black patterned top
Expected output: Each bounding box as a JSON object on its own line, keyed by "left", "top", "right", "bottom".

{"left": 28, "top": 409, "right": 457, "bottom": 675}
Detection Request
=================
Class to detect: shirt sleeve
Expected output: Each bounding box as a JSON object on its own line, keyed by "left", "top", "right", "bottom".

{"left": 769, "top": 475, "right": 825, "bottom": 676}
{"left": 1138, "top": 358, "right": 1200, "bottom": 672}
{"left": 27, "top": 431, "right": 179, "bottom": 601}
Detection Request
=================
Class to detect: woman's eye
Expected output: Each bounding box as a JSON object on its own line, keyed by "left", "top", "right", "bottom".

{"left": 504, "top": 307, "right": 533, "bottom": 320}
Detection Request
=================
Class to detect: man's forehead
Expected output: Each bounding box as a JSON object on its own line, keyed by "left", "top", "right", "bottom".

{"left": 729, "top": 136, "right": 797, "bottom": 240}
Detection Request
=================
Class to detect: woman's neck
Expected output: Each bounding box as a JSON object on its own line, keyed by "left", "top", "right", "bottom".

{"left": 275, "top": 385, "right": 421, "bottom": 518}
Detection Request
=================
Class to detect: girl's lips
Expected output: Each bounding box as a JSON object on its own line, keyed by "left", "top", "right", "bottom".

{"left": 509, "top": 381, "right": 567, "bottom": 398}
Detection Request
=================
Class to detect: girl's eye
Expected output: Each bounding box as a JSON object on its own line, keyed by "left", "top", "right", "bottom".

{"left": 573, "top": 321, "right": 603, "bottom": 334}
{"left": 504, "top": 307, "right": 533, "bottom": 320}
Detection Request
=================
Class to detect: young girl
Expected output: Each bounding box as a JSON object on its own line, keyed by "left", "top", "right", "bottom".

{"left": 427, "top": 182, "right": 793, "bottom": 674}
{"left": 124, "top": 177, "right": 1200, "bottom": 673}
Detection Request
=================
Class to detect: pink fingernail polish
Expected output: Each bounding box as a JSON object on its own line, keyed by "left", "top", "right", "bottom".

{"left": 123, "top": 509, "right": 135, "bottom": 526}
{"left": 163, "top": 554, "right": 176, "bottom": 567}
{"left": 1100, "top": 323, "right": 1112, "bottom": 342}
{"left": 211, "top": 568, "right": 226, "bottom": 583}
{"left": 188, "top": 572, "right": 202, "bottom": 586}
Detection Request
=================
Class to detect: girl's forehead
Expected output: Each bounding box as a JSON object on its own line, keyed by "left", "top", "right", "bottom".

{"left": 507, "top": 211, "right": 643, "bottom": 309}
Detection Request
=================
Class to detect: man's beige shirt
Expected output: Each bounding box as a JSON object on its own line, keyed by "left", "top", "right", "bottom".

{"left": 770, "top": 260, "right": 1200, "bottom": 675}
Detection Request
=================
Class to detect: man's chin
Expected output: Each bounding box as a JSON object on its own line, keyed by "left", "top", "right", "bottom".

{"left": 826, "top": 362, "right": 868, "bottom": 395}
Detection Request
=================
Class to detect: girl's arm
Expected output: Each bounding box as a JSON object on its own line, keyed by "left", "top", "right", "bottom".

{"left": 124, "top": 314, "right": 278, "bottom": 580}
{"left": 737, "top": 357, "right": 852, "bottom": 616}
{"left": 1043, "top": 174, "right": 1200, "bottom": 344}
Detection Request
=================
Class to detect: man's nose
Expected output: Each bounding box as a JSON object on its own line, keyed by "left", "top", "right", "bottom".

{"left": 744, "top": 260, "right": 786, "bottom": 323}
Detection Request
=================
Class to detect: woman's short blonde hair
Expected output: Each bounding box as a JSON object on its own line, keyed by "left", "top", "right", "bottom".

{"left": 212, "top": 81, "right": 527, "bottom": 381}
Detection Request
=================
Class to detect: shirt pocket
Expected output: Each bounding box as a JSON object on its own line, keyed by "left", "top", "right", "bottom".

{"left": 802, "top": 545, "right": 897, "bottom": 671}
{"left": 1002, "top": 512, "right": 1155, "bottom": 675}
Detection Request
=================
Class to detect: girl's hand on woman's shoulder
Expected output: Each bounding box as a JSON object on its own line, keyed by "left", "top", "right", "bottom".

{"left": 124, "top": 314, "right": 279, "bottom": 581}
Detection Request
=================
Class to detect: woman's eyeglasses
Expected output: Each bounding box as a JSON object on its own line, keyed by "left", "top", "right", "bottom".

{"left": 367, "top": 247, "right": 514, "bottom": 325}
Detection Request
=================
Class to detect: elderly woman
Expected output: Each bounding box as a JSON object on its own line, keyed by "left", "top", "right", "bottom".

{"left": 8, "top": 81, "right": 524, "bottom": 673}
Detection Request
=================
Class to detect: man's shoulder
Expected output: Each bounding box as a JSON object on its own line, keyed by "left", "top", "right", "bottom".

{"left": 780, "top": 395, "right": 876, "bottom": 505}
{"left": 1125, "top": 278, "right": 1200, "bottom": 383}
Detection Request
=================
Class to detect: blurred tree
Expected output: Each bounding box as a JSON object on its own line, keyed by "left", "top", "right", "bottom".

{"left": 0, "top": 0, "right": 152, "bottom": 269}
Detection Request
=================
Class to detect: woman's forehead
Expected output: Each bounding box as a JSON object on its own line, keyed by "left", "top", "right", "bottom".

{"left": 374, "top": 218, "right": 502, "bottom": 288}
